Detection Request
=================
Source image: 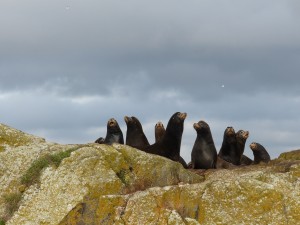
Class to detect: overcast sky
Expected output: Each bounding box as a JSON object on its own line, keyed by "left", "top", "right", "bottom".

{"left": 1, "top": 0, "right": 300, "bottom": 162}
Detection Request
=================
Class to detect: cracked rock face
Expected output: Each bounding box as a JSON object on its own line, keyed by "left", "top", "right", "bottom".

{"left": 1, "top": 123, "right": 300, "bottom": 225}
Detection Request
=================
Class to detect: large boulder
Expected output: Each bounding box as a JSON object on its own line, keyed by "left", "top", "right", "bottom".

{"left": 1, "top": 123, "right": 300, "bottom": 225}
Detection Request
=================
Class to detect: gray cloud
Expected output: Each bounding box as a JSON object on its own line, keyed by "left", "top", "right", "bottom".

{"left": 1, "top": 0, "right": 300, "bottom": 161}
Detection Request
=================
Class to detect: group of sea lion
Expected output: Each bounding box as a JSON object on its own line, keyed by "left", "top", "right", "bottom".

{"left": 95, "top": 112, "right": 271, "bottom": 169}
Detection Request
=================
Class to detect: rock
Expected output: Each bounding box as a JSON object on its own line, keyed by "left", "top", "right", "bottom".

{"left": 0, "top": 124, "right": 45, "bottom": 151}
{"left": 278, "top": 149, "right": 300, "bottom": 160}
{"left": 0, "top": 124, "right": 202, "bottom": 224}
{"left": 1, "top": 123, "right": 300, "bottom": 225}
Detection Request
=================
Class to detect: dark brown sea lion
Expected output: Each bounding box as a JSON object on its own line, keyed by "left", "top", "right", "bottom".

{"left": 124, "top": 116, "right": 149, "bottom": 149}
{"left": 144, "top": 112, "right": 187, "bottom": 168}
{"left": 95, "top": 118, "right": 124, "bottom": 145}
{"left": 95, "top": 137, "right": 105, "bottom": 144}
{"left": 191, "top": 120, "right": 217, "bottom": 169}
{"left": 240, "top": 155, "right": 253, "bottom": 165}
{"left": 154, "top": 121, "right": 187, "bottom": 168}
{"left": 250, "top": 142, "right": 271, "bottom": 164}
{"left": 218, "top": 126, "right": 240, "bottom": 165}
{"left": 216, "top": 156, "right": 237, "bottom": 169}
{"left": 155, "top": 121, "right": 165, "bottom": 143}
{"left": 236, "top": 130, "right": 253, "bottom": 165}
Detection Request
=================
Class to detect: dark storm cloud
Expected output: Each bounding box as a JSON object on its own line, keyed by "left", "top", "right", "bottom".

{"left": 1, "top": 0, "right": 300, "bottom": 161}
{"left": 1, "top": 0, "right": 300, "bottom": 97}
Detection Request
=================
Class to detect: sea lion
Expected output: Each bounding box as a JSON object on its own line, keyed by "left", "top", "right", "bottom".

{"left": 124, "top": 116, "right": 149, "bottom": 149}
{"left": 218, "top": 126, "right": 240, "bottom": 165}
{"left": 191, "top": 120, "right": 217, "bottom": 169}
{"left": 95, "top": 137, "right": 105, "bottom": 144}
{"left": 236, "top": 130, "right": 249, "bottom": 156}
{"left": 240, "top": 155, "right": 253, "bottom": 165}
{"left": 250, "top": 142, "right": 271, "bottom": 164}
{"left": 154, "top": 121, "right": 187, "bottom": 168}
{"left": 95, "top": 118, "right": 124, "bottom": 145}
{"left": 236, "top": 130, "right": 253, "bottom": 165}
{"left": 216, "top": 156, "right": 237, "bottom": 169}
{"left": 144, "top": 112, "right": 187, "bottom": 167}
{"left": 155, "top": 121, "right": 165, "bottom": 143}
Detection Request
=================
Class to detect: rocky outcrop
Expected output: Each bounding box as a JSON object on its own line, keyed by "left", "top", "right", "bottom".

{"left": 1, "top": 123, "right": 300, "bottom": 225}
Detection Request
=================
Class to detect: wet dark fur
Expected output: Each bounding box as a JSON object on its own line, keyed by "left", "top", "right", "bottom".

{"left": 95, "top": 137, "right": 105, "bottom": 144}
{"left": 144, "top": 112, "right": 187, "bottom": 167}
{"left": 250, "top": 142, "right": 271, "bottom": 164}
{"left": 95, "top": 118, "right": 124, "bottom": 145}
{"left": 236, "top": 130, "right": 253, "bottom": 165}
{"left": 155, "top": 121, "right": 165, "bottom": 143}
{"left": 153, "top": 121, "right": 187, "bottom": 168}
{"left": 124, "top": 116, "right": 149, "bottom": 149}
{"left": 218, "top": 127, "right": 240, "bottom": 165}
{"left": 191, "top": 121, "right": 217, "bottom": 169}
{"left": 240, "top": 155, "right": 253, "bottom": 165}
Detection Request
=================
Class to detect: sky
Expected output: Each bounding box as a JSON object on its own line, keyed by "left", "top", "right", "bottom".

{"left": 1, "top": 0, "right": 300, "bottom": 162}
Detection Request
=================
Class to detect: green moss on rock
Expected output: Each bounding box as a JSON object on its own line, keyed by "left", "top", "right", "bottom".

{"left": 2, "top": 124, "right": 300, "bottom": 225}
{"left": 278, "top": 149, "right": 300, "bottom": 160}
{"left": 0, "top": 125, "right": 32, "bottom": 147}
{"left": 3, "top": 192, "right": 22, "bottom": 218}
{"left": 20, "top": 147, "right": 80, "bottom": 187}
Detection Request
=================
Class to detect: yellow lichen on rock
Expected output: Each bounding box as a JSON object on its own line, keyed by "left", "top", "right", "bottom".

{"left": 278, "top": 149, "right": 300, "bottom": 160}
{"left": 0, "top": 123, "right": 45, "bottom": 150}
{"left": 1, "top": 124, "right": 300, "bottom": 225}
{"left": 57, "top": 145, "right": 203, "bottom": 225}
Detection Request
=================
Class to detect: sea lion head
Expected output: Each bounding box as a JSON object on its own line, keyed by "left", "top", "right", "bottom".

{"left": 178, "top": 112, "right": 187, "bottom": 120}
{"left": 166, "top": 112, "right": 187, "bottom": 137}
{"left": 124, "top": 116, "right": 143, "bottom": 130}
{"left": 155, "top": 121, "right": 165, "bottom": 142}
{"left": 224, "top": 126, "right": 236, "bottom": 144}
{"left": 171, "top": 112, "right": 187, "bottom": 122}
{"left": 107, "top": 118, "right": 121, "bottom": 134}
{"left": 249, "top": 142, "right": 258, "bottom": 151}
{"left": 236, "top": 130, "right": 249, "bottom": 140}
{"left": 155, "top": 121, "right": 165, "bottom": 130}
{"left": 193, "top": 120, "right": 210, "bottom": 132}
{"left": 108, "top": 118, "right": 117, "bottom": 127}
{"left": 225, "top": 126, "right": 235, "bottom": 136}
{"left": 124, "top": 116, "right": 132, "bottom": 124}
{"left": 168, "top": 112, "right": 187, "bottom": 127}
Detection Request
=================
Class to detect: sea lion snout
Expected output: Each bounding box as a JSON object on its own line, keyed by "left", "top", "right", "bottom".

{"left": 244, "top": 131, "right": 249, "bottom": 138}
{"left": 193, "top": 123, "right": 200, "bottom": 130}
{"left": 250, "top": 142, "right": 257, "bottom": 150}
{"left": 155, "top": 121, "right": 164, "bottom": 128}
{"left": 124, "top": 116, "right": 132, "bottom": 124}
{"left": 226, "top": 126, "right": 235, "bottom": 135}
{"left": 179, "top": 112, "right": 187, "bottom": 120}
{"left": 108, "top": 118, "right": 116, "bottom": 126}
{"left": 236, "top": 130, "right": 249, "bottom": 140}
